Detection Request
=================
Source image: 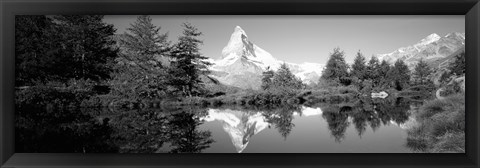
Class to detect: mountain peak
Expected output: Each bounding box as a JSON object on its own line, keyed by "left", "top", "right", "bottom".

{"left": 220, "top": 26, "right": 247, "bottom": 60}
{"left": 234, "top": 25, "right": 244, "bottom": 32}
{"left": 418, "top": 33, "right": 441, "bottom": 45}
{"left": 233, "top": 26, "right": 247, "bottom": 37}
{"left": 219, "top": 26, "right": 278, "bottom": 68}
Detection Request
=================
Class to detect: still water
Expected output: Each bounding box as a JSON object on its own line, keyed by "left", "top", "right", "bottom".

{"left": 16, "top": 98, "right": 419, "bottom": 153}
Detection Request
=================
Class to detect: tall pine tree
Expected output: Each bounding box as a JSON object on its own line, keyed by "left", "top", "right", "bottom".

{"left": 54, "top": 15, "right": 118, "bottom": 83}
{"left": 367, "top": 56, "right": 380, "bottom": 86}
{"left": 169, "top": 22, "right": 212, "bottom": 97}
{"left": 378, "top": 60, "right": 391, "bottom": 88}
{"left": 350, "top": 51, "right": 368, "bottom": 81}
{"left": 15, "top": 15, "right": 57, "bottom": 86}
{"left": 321, "top": 47, "right": 349, "bottom": 81}
{"left": 272, "top": 63, "right": 304, "bottom": 90}
{"left": 112, "top": 15, "right": 171, "bottom": 99}
{"left": 388, "top": 59, "right": 411, "bottom": 90}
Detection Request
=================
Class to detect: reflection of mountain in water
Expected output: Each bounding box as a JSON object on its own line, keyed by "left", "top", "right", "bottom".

{"left": 202, "top": 109, "right": 269, "bottom": 153}
{"left": 202, "top": 106, "right": 323, "bottom": 152}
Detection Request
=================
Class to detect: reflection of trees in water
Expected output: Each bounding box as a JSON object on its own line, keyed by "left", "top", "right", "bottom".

{"left": 15, "top": 107, "right": 118, "bottom": 153}
{"left": 167, "top": 111, "right": 214, "bottom": 153}
{"left": 318, "top": 97, "right": 412, "bottom": 143}
{"left": 110, "top": 108, "right": 170, "bottom": 153}
{"left": 262, "top": 105, "right": 300, "bottom": 140}
{"left": 16, "top": 106, "right": 214, "bottom": 153}
{"left": 321, "top": 106, "right": 350, "bottom": 142}
{"left": 375, "top": 97, "right": 410, "bottom": 125}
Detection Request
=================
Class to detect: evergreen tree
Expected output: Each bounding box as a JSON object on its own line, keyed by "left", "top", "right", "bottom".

{"left": 412, "top": 59, "right": 432, "bottom": 85}
{"left": 388, "top": 59, "right": 411, "bottom": 90}
{"left": 112, "top": 15, "right": 170, "bottom": 99}
{"left": 53, "top": 15, "right": 118, "bottom": 83}
{"left": 15, "top": 15, "right": 118, "bottom": 86}
{"left": 448, "top": 51, "right": 465, "bottom": 76}
{"left": 272, "top": 63, "right": 304, "bottom": 90}
{"left": 378, "top": 60, "right": 391, "bottom": 88}
{"left": 169, "top": 22, "right": 212, "bottom": 97}
{"left": 367, "top": 56, "right": 380, "bottom": 86}
{"left": 15, "top": 15, "right": 57, "bottom": 86}
{"left": 321, "top": 47, "right": 349, "bottom": 81}
{"left": 167, "top": 112, "right": 214, "bottom": 153}
{"left": 351, "top": 51, "right": 367, "bottom": 81}
{"left": 261, "top": 67, "right": 275, "bottom": 90}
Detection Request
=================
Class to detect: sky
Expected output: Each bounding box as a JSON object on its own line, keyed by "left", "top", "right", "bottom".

{"left": 103, "top": 15, "right": 464, "bottom": 64}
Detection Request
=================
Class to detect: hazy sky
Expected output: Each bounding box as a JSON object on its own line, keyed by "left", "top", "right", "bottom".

{"left": 103, "top": 15, "right": 464, "bottom": 64}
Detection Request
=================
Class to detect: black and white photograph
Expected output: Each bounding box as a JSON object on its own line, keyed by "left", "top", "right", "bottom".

{"left": 15, "top": 15, "right": 466, "bottom": 153}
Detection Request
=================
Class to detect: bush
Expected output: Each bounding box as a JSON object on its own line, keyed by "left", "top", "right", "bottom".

{"left": 417, "top": 100, "right": 448, "bottom": 120}
{"left": 316, "top": 78, "right": 341, "bottom": 89}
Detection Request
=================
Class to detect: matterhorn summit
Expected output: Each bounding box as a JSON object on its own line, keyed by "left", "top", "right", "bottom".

{"left": 216, "top": 26, "right": 280, "bottom": 70}
{"left": 209, "top": 26, "right": 324, "bottom": 89}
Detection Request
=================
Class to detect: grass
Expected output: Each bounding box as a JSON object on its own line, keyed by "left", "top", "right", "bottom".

{"left": 406, "top": 93, "right": 465, "bottom": 153}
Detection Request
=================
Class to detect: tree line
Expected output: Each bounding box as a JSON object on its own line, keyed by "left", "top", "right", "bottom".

{"left": 318, "top": 47, "right": 465, "bottom": 94}
{"left": 16, "top": 15, "right": 212, "bottom": 103}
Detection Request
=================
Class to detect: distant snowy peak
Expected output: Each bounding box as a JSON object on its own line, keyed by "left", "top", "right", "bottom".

{"left": 418, "top": 33, "right": 441, "bottom": 46}
{"left": 375, "top": 32, "right": 465, "bottom": 67}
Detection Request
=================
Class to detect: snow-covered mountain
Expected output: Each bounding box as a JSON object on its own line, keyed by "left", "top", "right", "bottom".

{"left": 375, "top": 32, "right": 465, "bottom": 68}
{"left": 208, "top": 26, "right": 324, "bottom": 90}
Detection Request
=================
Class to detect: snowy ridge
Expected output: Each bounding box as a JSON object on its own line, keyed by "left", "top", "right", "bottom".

{"left": 375, "top": 32, "right": 465, "bottom": 67}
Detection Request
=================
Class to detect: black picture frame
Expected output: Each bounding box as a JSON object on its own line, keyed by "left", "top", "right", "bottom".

{"left": 1, "top": 0, "right": 479, "bottom": 167}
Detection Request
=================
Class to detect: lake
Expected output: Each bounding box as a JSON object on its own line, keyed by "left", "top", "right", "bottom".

{"left": 15, "top": 97, "right": 421, "bottom": 153}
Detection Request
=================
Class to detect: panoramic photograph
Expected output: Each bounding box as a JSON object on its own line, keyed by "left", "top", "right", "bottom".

{"left": 15, "top": 15, "right": 465, "bottom": 153}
